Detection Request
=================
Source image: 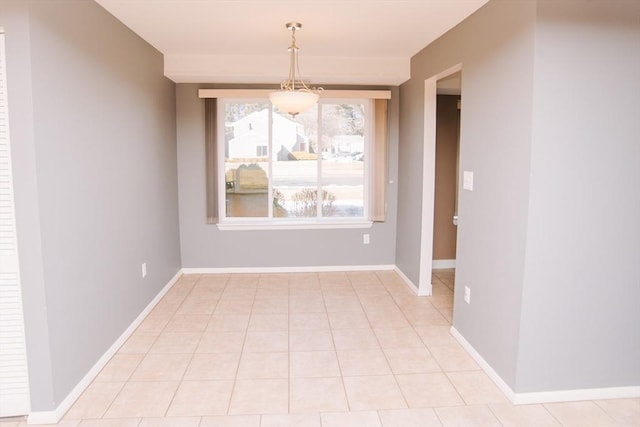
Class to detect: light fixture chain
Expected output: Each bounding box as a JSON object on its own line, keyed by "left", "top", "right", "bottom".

{"left": 270, "top": 22, "right": 323, "bottom": 117}
{"left": 291, "top": 25, "right": 297, "bottom": 50}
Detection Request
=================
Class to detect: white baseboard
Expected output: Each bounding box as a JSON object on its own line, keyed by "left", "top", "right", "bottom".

{"left": 27, "top": 270, "right": 183, "bottom": 425}
{"left": 393, "top": 267, "right": 418, "bottom": 295}
{"left": 432, "top": 259, "right": 456, "bottom": 269}
{"left": 182, "top": 264, "right": 396, "bottom": 274}
{"left": 26, "top": 409, "right": 57, "bottom": 425}
{"left": 183, "top": 264, "right": 430, "bottom": 298}
{"left": 512, "top": 385, "right": 640, "bottom": 405}
{"left": 449, "top": 326, "right": 517, "bottom": 402}
{"left": 450, "top": 326, "right": 640, "bottom": 405}
{"left": 393, "top": 266, "right": 432, "bottom": 296}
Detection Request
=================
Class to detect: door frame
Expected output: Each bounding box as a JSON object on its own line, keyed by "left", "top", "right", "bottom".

{"left": 0, "top": 28, "right": 31, "bottom": 418}
{"left": 418, "top": 63, "right": 462, "bottom": 296}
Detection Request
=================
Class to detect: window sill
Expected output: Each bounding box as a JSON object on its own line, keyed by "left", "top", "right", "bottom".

{"left": 216, "top": 220, "right": 373, "bottom": 231}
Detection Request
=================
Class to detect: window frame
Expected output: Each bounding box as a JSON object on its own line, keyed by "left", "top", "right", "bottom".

{"left": 200, "top": 89, "right": 390, "bottom": 231}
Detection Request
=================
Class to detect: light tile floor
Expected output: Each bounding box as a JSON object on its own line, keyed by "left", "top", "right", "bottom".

{"left": 2, "top": 270, "right": 638, "bottom": 426}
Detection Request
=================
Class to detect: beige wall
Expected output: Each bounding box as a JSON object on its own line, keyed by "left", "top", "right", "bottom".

{"left": 433, "top": 95, "right": 460, "bottom": 260}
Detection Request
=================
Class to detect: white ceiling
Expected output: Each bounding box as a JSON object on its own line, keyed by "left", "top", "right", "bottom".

{"left": 95, "top": 0, "right": 488, "bottom": 85}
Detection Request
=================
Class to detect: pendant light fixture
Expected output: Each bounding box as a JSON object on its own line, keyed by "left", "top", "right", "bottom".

{"left": 269, "top": 22, "right": 322, "bottom": 117}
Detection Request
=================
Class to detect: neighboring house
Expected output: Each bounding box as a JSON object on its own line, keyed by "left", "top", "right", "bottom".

{"left": 226, "top": 109, "right": 309, "bottom": 160}
{"left": 226, "top": 129, "right": 268, "bottom": 158}
{"left": 333, "top": 135, "right": 364, "bottom": 155}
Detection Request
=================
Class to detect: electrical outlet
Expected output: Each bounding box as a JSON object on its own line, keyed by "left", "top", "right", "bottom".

{"left": 142, "top": 263, "right": 147, "bottom": 278}
{"left": 464, "top": 286, "right": 471, "bottom": 304}
{"left": 363, "top": 234, "right": 370, "bottom": 245}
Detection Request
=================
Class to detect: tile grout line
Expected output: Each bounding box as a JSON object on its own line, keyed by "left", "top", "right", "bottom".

{"left": 484, "top": 403, "right": 508, "bottom": 427}
{"left": 91, "top": 276, "right": 200, "bottom": 423}
{"left": 225, "top": 272, "right": 256, "bottom": 418}
{"left": 391, "top": 270, "right": 481, "bottom": 410}
{"left": 383, "top": 270, "right": 455, "bottom": 377}
{"left": 320, "top": 272, "right": 352, "bottom": 415}
{"left": 59, "top": 270, "right": 640, "bottom": 427}
{"left": 162, "top": 273, "right": 210, "bottom": 419}
{"left": 590, "top": 400, "right": 619, "bottom": 426}
{"left": 357, "top": 272, "right": 411, "bottom": 413}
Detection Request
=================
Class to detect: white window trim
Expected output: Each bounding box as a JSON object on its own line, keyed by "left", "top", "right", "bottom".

{"left": 217, "top": 220, "right": 373, "bottom": 231}
{"left": 215, "top": 93, "right": 377, "bottom": 230}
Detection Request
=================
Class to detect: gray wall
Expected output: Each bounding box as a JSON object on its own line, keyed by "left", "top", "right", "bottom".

{"left": 396, "top": 70, "right": 426, "bottom": 286}
{"left": 397, "top": 0, "right": 537, "bottom": 387}
{"left": 397, "top": 0, "right": 640, "bottom": 393}
{"left": 176, "top": 84, "right": 399, "bottom": 268}
{"left": 517, "top": 0, "right": 640, "bottom": 391}
{"left": 2, "top": 0, "right": 181, "bottom": 410}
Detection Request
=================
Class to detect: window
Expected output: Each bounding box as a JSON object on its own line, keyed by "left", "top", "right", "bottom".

{"left": 202, "top": 90, "right": 389, "bottom": 229}
{"left": 256, "top": 145, "right": 268, "bottom": 157}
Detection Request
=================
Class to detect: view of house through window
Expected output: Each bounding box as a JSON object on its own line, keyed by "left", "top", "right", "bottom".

{"left": 220, "top": 98, "right": 369, "bottom": 222}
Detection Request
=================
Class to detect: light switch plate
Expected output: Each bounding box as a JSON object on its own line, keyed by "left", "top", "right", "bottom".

{"left": 463, "top": 171, "right": 474, "bottom": 191}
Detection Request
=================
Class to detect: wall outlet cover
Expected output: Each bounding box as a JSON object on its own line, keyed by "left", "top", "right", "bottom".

{"left": 463, "top": 171, "right": 474, "bottom": 191}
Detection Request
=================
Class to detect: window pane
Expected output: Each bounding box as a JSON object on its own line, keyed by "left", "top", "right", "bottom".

{"left": 320, "top": 103, "right": 366, "bottom": 217}
{"left": 223, "top": 102, "right": 271, "bottom": 218}
{"left": 272, "top": 106, "right": 319, "bottom": 218}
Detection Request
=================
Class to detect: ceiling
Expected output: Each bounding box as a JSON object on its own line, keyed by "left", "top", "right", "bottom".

{"left": 95, "top": 0, "right": 488, "bottom": 86}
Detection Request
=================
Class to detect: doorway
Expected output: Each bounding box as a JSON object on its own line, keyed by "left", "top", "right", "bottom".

{"left": 433, "top": 73, "right": 461, "bottom": 269}
{"left": 431, "top": 73, "right": 461, "bottom": 311}
{"left": 0, "top": 29, "right": 31, "bottom": 418}
{"left": 417, "top": 64, "right": 462, "bottom": 297}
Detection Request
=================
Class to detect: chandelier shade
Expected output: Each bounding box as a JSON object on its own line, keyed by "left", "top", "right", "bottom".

{"left": 269, "top": 22, "right": 322, "bottom": 117}
{"left": 269, "top": 90, "right": 319, "bottom": 115}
